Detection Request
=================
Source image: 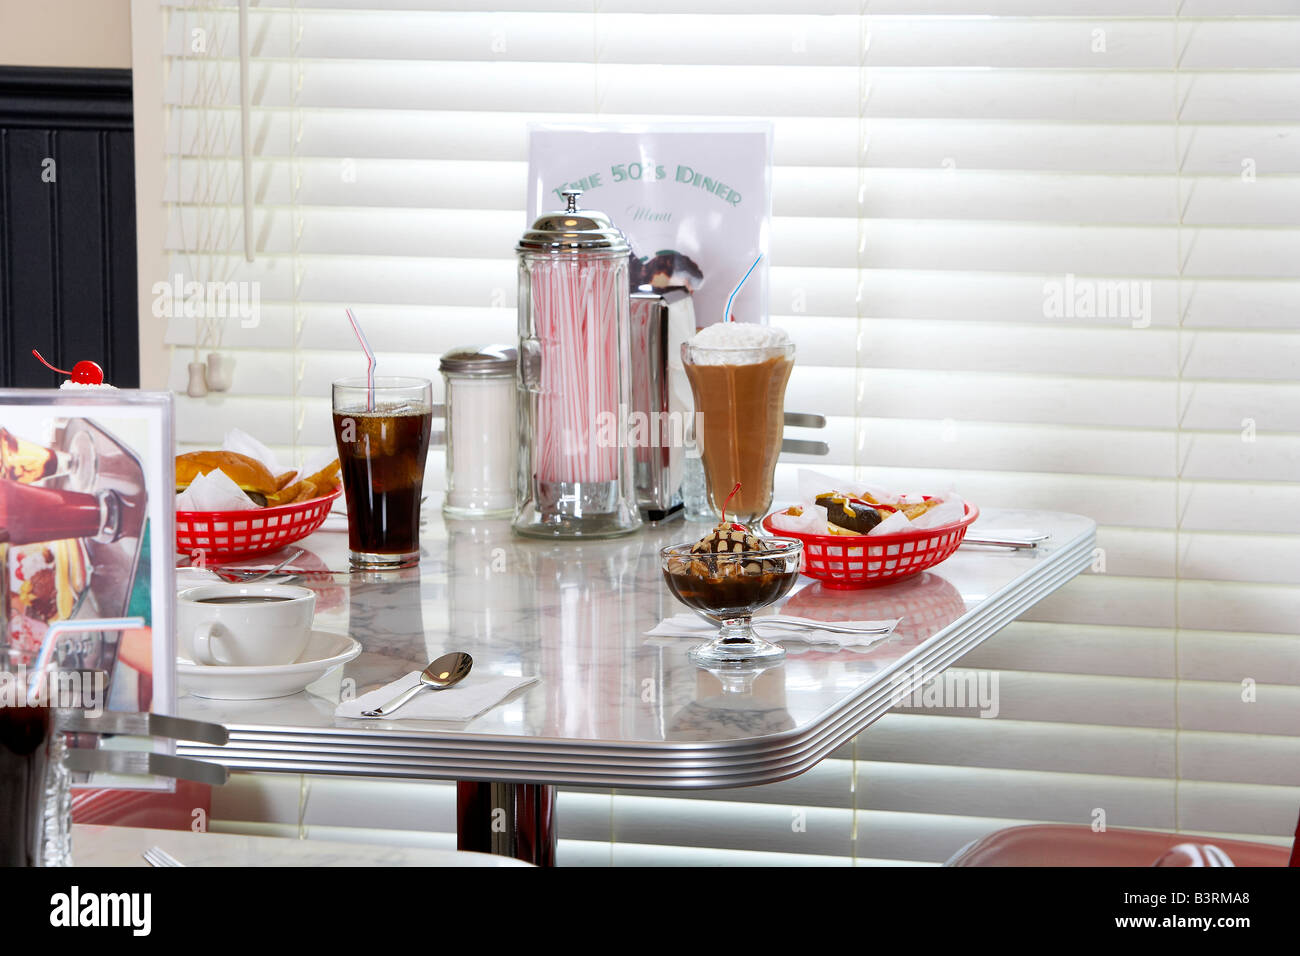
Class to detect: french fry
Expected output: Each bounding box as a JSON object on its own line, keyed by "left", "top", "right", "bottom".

{"left": 274, "top": 470, "right": 297, "bottom": 490}
{"left": 901, "top": 499, "right": 942, "bottom": 521}
{"left": 302, "top": 460, "right": 341, "bottom": 493}
{"left": 288, "top": 480, "right": 318, "bottom": 504}
{"left": 264, "top": 482, "right": 300, "bottom": 506}
{"left": 264, "top": 459, "right": 341, "bottom": 506}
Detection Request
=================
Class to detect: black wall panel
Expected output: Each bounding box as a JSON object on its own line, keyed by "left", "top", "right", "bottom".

{"left": 0, "top": 67, "right": 138, "bottom": 388}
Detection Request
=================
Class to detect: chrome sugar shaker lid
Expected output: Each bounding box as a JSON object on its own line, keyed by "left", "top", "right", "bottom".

{"left": 439, "top": 344, "right": 517, "bottom": 375}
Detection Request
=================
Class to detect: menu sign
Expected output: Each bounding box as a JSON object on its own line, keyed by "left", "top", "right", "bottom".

{"left": 527, "top": 123, "right": 773, "bottom": 329}
{"left": 0, "top": 389, "right": 175, "bottom": 787}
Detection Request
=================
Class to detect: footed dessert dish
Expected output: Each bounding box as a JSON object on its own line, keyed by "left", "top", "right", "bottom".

{"left": 661, "top": 483, "right": 802, "bottom": 666}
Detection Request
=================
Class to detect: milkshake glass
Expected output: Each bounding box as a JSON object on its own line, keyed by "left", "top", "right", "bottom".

{"left": 682, "top": 324, "right": 794, "bottom": 525}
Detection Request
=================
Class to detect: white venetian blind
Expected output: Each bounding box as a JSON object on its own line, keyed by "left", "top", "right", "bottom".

{"left": 153, "top": 0, "right": 1300, "bottom": 864}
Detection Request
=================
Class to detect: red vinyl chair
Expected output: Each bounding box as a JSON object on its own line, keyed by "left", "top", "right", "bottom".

{"left": 72, "top": 778, "right": 213, "bottom": 831}
{"left": 946, "top": 823, "right": 1293, "bottom": 867}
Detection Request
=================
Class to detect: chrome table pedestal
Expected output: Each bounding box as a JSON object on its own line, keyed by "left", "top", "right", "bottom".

{"left": 456, "top": 781, "right": 556, "bottom": 866}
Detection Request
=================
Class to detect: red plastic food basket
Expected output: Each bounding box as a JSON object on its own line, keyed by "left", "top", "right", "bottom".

{"left": 176, "top": 488, "right": 341, "bottom": 561}
{"left": 761, "top": 500, "right": 979, "bottom": 589}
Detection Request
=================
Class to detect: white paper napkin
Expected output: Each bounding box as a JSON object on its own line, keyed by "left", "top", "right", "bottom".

{"left": 223, "top": 428, "right": 338, "bottom": 487}
{"left": 797, "top": 468, "right": 918, "bottom": 509}
{"left": 866, "top": 508, "right": 912, "bottom": 535}
{"left": 646, "top": 614, "right": 900, "bottom": 649}
{"left": 767, "top": 501, "right": 831, "bottom": 536}
{"left": 908, "top": 493, "right": 967, "bottom": 529}
{"left": 222, "top": 427, "right": 287, "bottom": 478}
{"left": 336, "top": 672, "right": 539, "bottom": 721}
{"left": 175, "top": 468, "right": 259, "bottom": 511}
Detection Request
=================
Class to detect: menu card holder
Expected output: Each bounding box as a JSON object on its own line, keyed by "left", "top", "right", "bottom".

{"left": 2, "top": 389, "right": 178, "bottom": 795}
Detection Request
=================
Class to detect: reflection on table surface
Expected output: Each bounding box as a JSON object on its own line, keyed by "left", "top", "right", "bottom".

{"left": 176, "top": 508, "right": 1095, "bottom": 746}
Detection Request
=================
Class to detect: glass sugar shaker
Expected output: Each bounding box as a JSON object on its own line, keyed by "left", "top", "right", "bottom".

{"left": 513, "top": 190, "right": 641, "bottom": 539}
{"left": 440, "top": 344, "right": 518, "bottom": 518}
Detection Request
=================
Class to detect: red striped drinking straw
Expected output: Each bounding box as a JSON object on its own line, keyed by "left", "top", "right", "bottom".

{"left": 345, "top": 307, "right": 376, "bottom": 411}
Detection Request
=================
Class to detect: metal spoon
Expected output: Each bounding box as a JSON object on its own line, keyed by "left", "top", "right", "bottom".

{"left": 360, "top": 652, "right": 473, "bottom": 718}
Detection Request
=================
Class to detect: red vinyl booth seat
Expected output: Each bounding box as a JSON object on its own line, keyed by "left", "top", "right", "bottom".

{"left": 72, "top": 779, "right": 213, "bottom": 832}
{"left": 946, "top": 824, "right": 1291, "bottom": 867}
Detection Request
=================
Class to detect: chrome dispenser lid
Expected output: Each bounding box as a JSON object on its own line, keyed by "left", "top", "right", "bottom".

{"left": 517, "top": 190, "right": 630, "bottom": 254}
{"left": 439, "top": 344, "right": 517, "bottom": 375}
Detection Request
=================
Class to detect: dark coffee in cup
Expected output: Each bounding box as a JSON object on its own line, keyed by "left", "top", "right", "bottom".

{"left": 196, "top": 595, "right": 295, "bottom": 605}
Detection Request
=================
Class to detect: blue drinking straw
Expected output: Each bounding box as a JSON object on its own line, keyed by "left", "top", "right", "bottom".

{"left": 723, "top": 254, "right": 763, "bottom": 324}
{"left": 28, "top": 618, "right": 145, "bottom": 700}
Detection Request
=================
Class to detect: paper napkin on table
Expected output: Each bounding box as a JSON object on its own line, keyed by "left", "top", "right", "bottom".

{"left": 336, "top": 672, "right": 539, "bottom": 721}
{"left": 646, "top": 614, "right": 900, "bottom": 649}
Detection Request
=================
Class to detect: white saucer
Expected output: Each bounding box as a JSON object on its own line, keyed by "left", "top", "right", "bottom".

{"left": 178, "top": 630, "right": 362, "bottom": 700}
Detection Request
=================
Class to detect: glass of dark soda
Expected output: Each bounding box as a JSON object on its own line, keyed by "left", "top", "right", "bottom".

{"left": 0, "top": 705, "right": 53, "bottom": 866}
{"left": 332, "top": 376, "right": 434, "bottom": 570}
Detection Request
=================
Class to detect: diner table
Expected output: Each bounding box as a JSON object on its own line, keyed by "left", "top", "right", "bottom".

{"left": 173, "top": 506, "right": 1096, "bottom": 866}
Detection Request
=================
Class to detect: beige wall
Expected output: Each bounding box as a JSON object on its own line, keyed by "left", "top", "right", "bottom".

{"left": 0, "top": 0, "right": 132, "bottom": 69}
{"left": 0, "top": 0, "right": 168, "bottom": 388}
{"left": 131, "top": 0, "right": 167, "bottom": 389}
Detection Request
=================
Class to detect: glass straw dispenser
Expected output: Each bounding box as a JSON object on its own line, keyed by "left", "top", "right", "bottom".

{"left": 513, "top": 190, "right": 641, "bottom": 538}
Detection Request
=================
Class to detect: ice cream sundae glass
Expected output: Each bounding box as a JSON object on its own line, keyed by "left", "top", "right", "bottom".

{"left": 661, "top": 483, "right": 802, "bottom": 666}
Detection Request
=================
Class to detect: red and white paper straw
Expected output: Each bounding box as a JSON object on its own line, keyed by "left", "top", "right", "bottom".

{"left": 345, "top": 307, "right": 376, "bottom": 410}
{"left": 531, "top": 256, "right": 621, "bottom": 484}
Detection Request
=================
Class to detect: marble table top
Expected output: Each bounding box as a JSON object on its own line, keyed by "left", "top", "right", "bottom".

{"left": 173, "top": 508, "right": 1095, "bottom": 788}
{"left": 71, "top": 824, "right": 530, "bottom": 866}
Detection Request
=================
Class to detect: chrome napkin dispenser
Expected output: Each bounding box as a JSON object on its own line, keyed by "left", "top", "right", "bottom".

{"left": 630, "top": 289, "right": 696, "bottom": 523}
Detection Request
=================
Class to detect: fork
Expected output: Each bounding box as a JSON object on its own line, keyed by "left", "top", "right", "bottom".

{"left": 142, "top": 846, "right": 185, "bottom": 867}
{"left": 207, "top": 548, "right": 305, "bottom": 584}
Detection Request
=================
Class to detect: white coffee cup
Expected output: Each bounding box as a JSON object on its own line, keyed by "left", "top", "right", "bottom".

{"left": 177, "top": 584, "right": 316, "bottom": 666}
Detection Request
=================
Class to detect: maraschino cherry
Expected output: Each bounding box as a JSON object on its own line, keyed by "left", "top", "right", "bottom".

{"left": 32, "top": 350, "right": 104, "bottom": 385}
{"left": 721, "top": 481, "right": 746, "bottom": 531}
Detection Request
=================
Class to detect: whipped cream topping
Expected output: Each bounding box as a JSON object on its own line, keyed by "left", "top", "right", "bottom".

{"left": 688, "top": 322, "right": 792, "bottom": 364}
